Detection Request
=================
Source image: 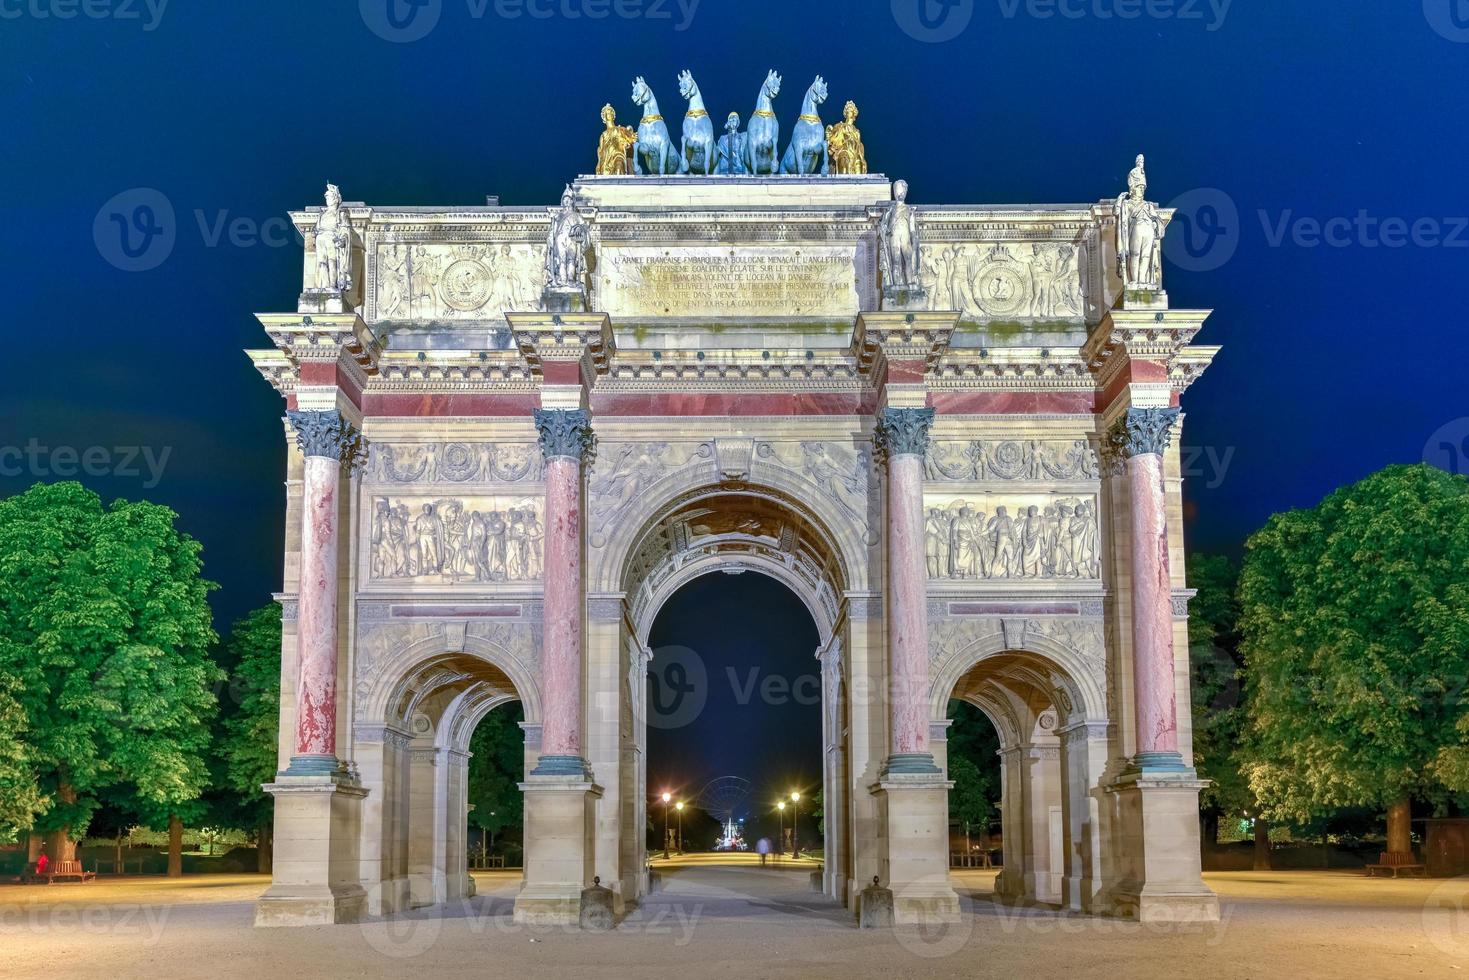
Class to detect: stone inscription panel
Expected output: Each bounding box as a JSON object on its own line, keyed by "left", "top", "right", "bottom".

{"left": 596, "top": 246, "right": 859, "bottom": 318}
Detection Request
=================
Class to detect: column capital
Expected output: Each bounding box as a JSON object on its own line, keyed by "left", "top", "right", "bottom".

{"left": 286, "top": 409, "right": 364, "bottom": 470}
{"left": 1107, "top": 406, "right": 1180, "bottom": 459}
{"left": 874, "top": 407, "right": 935, "bottom": 459}
{"left": 533, "top": 408, "right": 593, "bottom": 462}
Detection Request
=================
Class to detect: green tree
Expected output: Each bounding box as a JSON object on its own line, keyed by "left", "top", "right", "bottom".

{"left": 1240, "top": 464, "right": 1469, "bottom": 855}
{"left": 214, "top": 604, "right": 282, "bottom": 872}
{"left": 0, "top": 482, "right": 220, "bottom": 865}
{"left": 467, "top": 703, "right": 524, "bottom": 857}
{"left": 946, "top": 700, "right": 1000, "bottom": 854}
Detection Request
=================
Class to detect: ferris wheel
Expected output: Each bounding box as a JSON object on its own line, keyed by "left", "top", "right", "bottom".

{"left": 694, "top": 776, "right": 752, "bottom": 824}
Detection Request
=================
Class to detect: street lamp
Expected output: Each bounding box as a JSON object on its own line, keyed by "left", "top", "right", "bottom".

{"left": 777, "top": 801, "right": 786, "bottom": 859}
{"left": 662, "top": 792, "right": 672, "bottom": 859}
{"left": 675, "top": 801, "right": 685, "bottom": 854}
{"left": 790, "top": 792, "right": 801, "bottom": 858}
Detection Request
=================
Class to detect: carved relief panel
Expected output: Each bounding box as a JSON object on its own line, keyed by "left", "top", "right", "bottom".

{"left": 919, "top": 242, "right": 1084, "bottom": 321}
{"left": 373, "top": 242, "right": 544, "bottom": 321}
{"left": 369, "top": 495, "right": 544, "bottom": 585}
{"left": 923, "top": 492, "right": 1101, "bottom": 581}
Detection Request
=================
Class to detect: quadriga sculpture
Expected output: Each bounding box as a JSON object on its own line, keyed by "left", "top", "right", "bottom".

{"left": 780, "top": 75, "right": 829, "bottom": 175}
{"left": 631, "top": 76, "right": 679, "bottom": 175}
{"left": 742, "top": 69, "right": 782, "bottom": 175}
{"left": 677, "top": 69, "right": 715, "bottom": 174}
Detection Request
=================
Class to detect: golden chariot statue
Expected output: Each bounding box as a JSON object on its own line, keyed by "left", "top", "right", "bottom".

{"left": 596, "top": 103, "right": 638, "bottom": 175}
{"left": 825, "top": 100, "right": 867, "bottom": 175}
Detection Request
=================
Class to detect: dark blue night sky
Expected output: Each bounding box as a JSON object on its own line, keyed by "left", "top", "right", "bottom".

{"left": 4, "top": 0, "right": 1467, "bottom": 639}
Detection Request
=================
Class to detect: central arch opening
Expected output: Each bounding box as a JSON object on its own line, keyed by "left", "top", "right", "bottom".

{"left": 614, "top": 484, "right": 855, "bottom": 909}
{"left": 646, "top": 572, "right": 821, "bottom": 866}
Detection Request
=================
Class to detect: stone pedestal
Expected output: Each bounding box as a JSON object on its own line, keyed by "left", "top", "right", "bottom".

{"left": 880, "top": 284, "right": 928, "bottom": 311}
{"left": 872, "top": 775, "right": 960, "bottom": 924}
{"left": 1109, "top": 771, "right": 1219, "bottom": 922}
{"left": 297, "top": 289, "right": 351, "bottom": 314}
{"left": 514, "top": 777, "right": 602, "bottom": 925}
{"left": 255, "top": 777, "right": 367, "bottom": 926}
{"left": 542, "top": 286, "right": 589, "bottom": 313}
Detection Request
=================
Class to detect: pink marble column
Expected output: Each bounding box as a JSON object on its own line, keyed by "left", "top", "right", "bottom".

{"left": 877, "top": 407, "right": 940, "bottom": 774}
{"left": 531, "top": 409, "right": 592, "bottom": 777}
{"left": 1112, "top": 407, "right": 1187, "bottom": 770}
{"left": 285, "top": 409, "right": 360, "bottom": 775}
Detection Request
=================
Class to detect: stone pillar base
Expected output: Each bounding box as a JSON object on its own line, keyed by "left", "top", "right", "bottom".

{"left": 872, "top": 773, "right": 961, "bottom": 924}
{"left": 255, "top": 775, "right": 367, "bottom": 927}
{"left": 514, "top": 774, "right": 602, "bottom": 926}
{"left": 1108, "top": 770, "right": 1220, "bottom": 923}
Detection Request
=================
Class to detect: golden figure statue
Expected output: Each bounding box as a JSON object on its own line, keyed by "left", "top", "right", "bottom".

{"left": 825, "top": 100, "right": 867, "bottom": 175}
{"left": 596, "top": 103, "right": 638, "bottom": 176}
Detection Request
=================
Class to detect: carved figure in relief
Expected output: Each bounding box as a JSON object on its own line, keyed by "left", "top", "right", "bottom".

{"left": 596, "top": 103, "right": 638, "bottom": 175}
{"left": 924, "top": 507, "right": 950, "bottom": 578}
{"left": 631, "top": 76, "right": 679, "bottom": 175}
{"left": 715, "top": 113, "right": 748, "bottom": 175}
{"left": 676, "top": 70, "right": 715, "bottom": 174}
{"left": 825, "top": 100, "right": 866, "bottom": 175}
{"left": 743, "top": 69, "right": 782, "bottom": 175}
{"left": 924, "top": 497, "right": 1100, "bottom": 580}
{"left": 378, "top": 244, "right": 408, "bottom": 318}
{"left": 800, "top": 442, "right": 870, "bottom": 534}
{"left": 410, "top": 246, "right": 440, "bottom": 317}
{"left": 879, "top": 179, "right": 920, "bottom": 290}
{"left": 521, "top": 509, "right": 544, "bottom": 578}
{"left": 413, "top": 504, "right": 444, "bottom": 575}
{"left": 779, "top": 75, "right": 829, "bottom": 175}
{"left": 313, "top": 184, "right": 353, "bottom": 293}
{"left": 1114, "top": 154, "right": 1163, "bottom": 289}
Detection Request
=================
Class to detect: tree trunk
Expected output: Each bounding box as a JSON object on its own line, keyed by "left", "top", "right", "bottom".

{"left": 1252, "top": 818, "right": 1272, "bottom": 871}
{"left": 1201, "top": 812, "right": 1219, "bottom": 863}
{"left": 44, "top": 780, "right": 79, "bottom": 864}
{"left": 115, "top": 830, "right": 124, "bottom": 876}
{"left": 167, "top": 815, "right": 183, "bottom": 877}
{"left": 1387, "top": 796, "right": 1413, "bottom": 855}
{"left": 257, "top": 820, "right": 272, "bottom": 874}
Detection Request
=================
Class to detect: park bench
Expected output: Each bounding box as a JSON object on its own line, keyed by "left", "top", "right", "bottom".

{"left": 23, "top": 860, "right": 97, "bottom": 884}
{"left": 1364, "top": 851, "right": 1427, "bottom": 878}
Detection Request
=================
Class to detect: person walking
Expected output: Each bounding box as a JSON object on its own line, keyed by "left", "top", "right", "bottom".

{"left": 755, "top": 837, "right": 771, "bottom": 867}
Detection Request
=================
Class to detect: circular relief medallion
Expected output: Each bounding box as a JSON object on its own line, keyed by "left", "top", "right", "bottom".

{"left": 439, "top": 258, "right": 493, "bottom": 311}
{"left": 973, "top": 261, "right": 1031, "bottom": 318}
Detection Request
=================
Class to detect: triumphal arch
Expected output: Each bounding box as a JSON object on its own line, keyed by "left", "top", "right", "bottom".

{"left": 246, "top": 84, "right": 1220, "bottom": 927}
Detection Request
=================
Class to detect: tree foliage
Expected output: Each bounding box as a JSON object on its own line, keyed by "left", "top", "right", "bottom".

{"left": 1186, "top": 552, "right": 1253, "bottom": 815}
{"left": 946, "top": 700, "right": 1000, "bottom": 831}
{"left": 467, "top": 702, "right": 524, "bottom": 840}
{"left": 1239, "top": 464, "right": 1469, "bottom": 821}
{"left": 0, "top": 482, "right": 220, "bottom": 837}
{"left": 214, "top": 604, "right": 282, "bottom": 829}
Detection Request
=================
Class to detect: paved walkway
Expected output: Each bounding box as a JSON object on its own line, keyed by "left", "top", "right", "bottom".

{"left": 3, "top": 867, "right": 1468, "bottom": 978}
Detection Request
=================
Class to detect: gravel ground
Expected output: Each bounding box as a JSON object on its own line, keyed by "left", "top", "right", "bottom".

{"left": 3, "top": 861, "right": 1467, "bottom": 979}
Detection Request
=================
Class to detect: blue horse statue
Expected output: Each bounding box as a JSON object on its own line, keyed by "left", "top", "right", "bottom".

{"left": 742, "top": 69, "right": 782, "bottom": 175}
{"left": 631, "top": 76, "right": 679, "bottom": 175}
{"left": 780, "top": 75, "right": 829, "bottom": 175}
{"left": 677, "top": 69, "right": 716, "bottom": 174}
